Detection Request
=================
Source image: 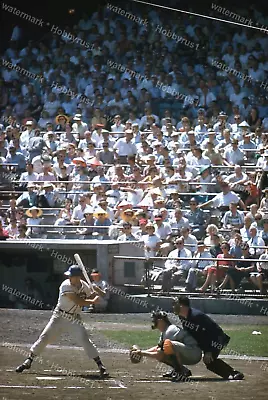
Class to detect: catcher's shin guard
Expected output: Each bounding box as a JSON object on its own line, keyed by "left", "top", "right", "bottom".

{"left": 162, "top": 354, "right": 182, "bottom": 371}
{"left": 205, "top": 359, "right": 234, "bottom": 379}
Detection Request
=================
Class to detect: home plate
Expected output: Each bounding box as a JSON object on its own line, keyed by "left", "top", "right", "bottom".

{"left": 108, "top": 380, "right": 127, "bottom": 389}
{"left": 36, "top": 377, "right": 65, "bottom": 380}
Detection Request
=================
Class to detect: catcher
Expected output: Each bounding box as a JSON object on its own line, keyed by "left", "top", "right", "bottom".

{"left": 130, "top": 311, "right": 202, "bottom": 381}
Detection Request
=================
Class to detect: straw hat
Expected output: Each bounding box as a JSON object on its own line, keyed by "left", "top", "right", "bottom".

{"left": 55, "top": 114, "right": 70, "bottom": 124}
{"left": 25, "top": 206, "right": 43, "bottom": 218}
{"left": 123, "top": 208, "right": 134, "bottom": 215}
{"left": 93, "top": 207, "right": 108, "bottom": 218}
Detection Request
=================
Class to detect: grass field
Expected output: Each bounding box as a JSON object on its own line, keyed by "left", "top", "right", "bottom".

{"left": 102, "top": 325, "right": 268, "bottom": 357}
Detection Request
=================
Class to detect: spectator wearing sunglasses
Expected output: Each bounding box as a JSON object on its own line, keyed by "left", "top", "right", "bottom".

{"left": 161, "top": 237, "right": 192, "bottom": 292}
{"left": 93, "top": 207, "right": 111, "bottom": 239}
{"left": 117, "top": 222, "right": 137, "bottom": 241}
{"left": 96, "top": 142, "right": 115, "bottom": 165}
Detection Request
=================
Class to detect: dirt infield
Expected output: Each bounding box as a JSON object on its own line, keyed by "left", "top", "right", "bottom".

{"left": 1, "top": 310, "right": 268, "bottom": 400}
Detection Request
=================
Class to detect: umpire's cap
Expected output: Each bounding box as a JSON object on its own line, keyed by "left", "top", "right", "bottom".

{"left": 173, "top": 295, "right": 190, "bottom": 312}
{"left": 151, "top": 310, "right": 171, "bottom": 330}
{"left": 64, "top": 265, "right": 83, "bottom": 277}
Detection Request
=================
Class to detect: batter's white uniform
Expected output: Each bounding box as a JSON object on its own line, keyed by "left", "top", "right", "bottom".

{"left": 30, "top": 279, "right": 99, "bottom": 359}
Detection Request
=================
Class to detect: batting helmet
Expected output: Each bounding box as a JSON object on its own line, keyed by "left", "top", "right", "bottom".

{"left": 64, "top": 265, "right": 83, "bottom": 277}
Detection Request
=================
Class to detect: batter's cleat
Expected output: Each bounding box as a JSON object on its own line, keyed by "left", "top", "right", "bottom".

{"left": 163, "top": 369, "right": 175, "bottom": 378}
{"left": 229, "top": 371, "right": 244, "bottom": 380}
{"left": 99, "top": 366, "right": 109, "bottom": 378}
{"left": 16, "top": 357, "right": 33, "bottom": 373}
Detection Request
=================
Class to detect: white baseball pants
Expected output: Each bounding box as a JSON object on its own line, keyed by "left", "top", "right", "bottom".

{"left": 30, "top": 311, "right": 99, "bottom": 359}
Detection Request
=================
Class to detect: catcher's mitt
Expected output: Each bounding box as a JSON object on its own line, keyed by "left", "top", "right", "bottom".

{"left": 129, "top": 345, "right": 142, "bottom": 364}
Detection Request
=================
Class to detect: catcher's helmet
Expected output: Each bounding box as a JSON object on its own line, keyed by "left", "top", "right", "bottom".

{"left": 151, "top": 310, "right": 170, "bottom": 329}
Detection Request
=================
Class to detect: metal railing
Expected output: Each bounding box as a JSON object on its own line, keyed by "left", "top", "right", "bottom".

{"left": 113, "top": 254, "right": 268, "bottom": 262}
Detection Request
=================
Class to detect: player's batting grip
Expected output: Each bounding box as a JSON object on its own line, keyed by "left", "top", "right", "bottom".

{"left": 74, "top": 253, "right": 95, "bottom": 293}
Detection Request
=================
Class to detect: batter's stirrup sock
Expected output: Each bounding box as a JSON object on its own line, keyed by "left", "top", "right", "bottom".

{"left": 94, "top": 356, "right": 104, "bottom": 368}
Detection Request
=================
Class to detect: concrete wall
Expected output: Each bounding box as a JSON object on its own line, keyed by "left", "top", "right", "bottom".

{"left": 108, "top": 294, "right": 268, "bottom": 316}
{"left": 111, "top": 241, "right": 145, "bottom": 285}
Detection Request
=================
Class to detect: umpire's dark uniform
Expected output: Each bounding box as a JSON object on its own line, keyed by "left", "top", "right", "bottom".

{"left": 179, "top": 307, "right": 235, "bottom": 379}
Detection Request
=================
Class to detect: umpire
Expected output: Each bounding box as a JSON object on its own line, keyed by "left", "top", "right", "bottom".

{"left": 173, "top": 295, "right": 244, "bottom": 380}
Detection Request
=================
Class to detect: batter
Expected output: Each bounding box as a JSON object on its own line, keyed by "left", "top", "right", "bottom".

{"left": 16, "top": 265, "right": 109, "bottom": 378}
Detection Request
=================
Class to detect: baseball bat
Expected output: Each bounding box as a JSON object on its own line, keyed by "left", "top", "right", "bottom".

{"left": 74, "top": 253, "right": 95, "bottom": 293}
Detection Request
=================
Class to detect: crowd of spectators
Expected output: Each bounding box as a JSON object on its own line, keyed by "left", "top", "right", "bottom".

{"left": 0, "top": 2, "right": 268, "bottom": 294}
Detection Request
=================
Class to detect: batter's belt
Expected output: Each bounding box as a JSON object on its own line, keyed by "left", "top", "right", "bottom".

{"left": 57, "top": 308, "right": 80, "bottom": 317}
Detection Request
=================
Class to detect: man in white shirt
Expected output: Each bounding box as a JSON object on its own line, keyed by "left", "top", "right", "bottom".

{"left": 153, "top": 214, "right": 172, "bottom": 241}
{"left": 225, "top": 165, "right": 248, "bottom": 188}
{"left": 19, "top": 161, "right": 39, "bottom": 184}
{"left": 189, "top": 147, "right": 211, "bottom": 168}
{"left": 223, "top": 139, "right": 244, "bottom": 166}
{"left": 194, "top": 117, "right": 208, "bottom": 134}
{"left": 162, "top": 237, "right": 192, "bottom": 291}
{"left": 199, "top": 181, "right": 246, "bottom": 211}
{"left": 19, "top": 121, "right": 35, "bottom": 148}
{"left": 198, "top": 87, "right": 216, "bottom": 108}
{"left": 248, "top": 225, "right": 265, "bottom": 256}
{"left": 170, "top": 209, "right": 190, "bottom": 233}
{"left": 111, "top": 114, "right": 125, "bottom": 133}
{"left": 180, "top": 227, "right": 198, "bottom": 254}
{"left": 15, "top": 265, "right": 109, "bottom": 377}
{"left": 229, "top": 84, "right": 247, "bottom": 106}
{"left": 113, "top": 130, "right": 137, "bottom": 163}
{"left": 72, "top": 114, "right": 88, "bottom": 139}
{"left": 71, "top": 195, "right": 89, "bottom": 224}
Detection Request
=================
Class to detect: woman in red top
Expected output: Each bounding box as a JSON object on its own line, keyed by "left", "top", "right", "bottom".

{"left": 0, "top": 218, "right": 9, "bottom": 240}
{"left": 199, "top": 242, "right": 234, "bottom": 292}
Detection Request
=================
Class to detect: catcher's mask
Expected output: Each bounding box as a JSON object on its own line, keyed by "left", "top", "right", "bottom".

{"left": 151, "top": 310, "right": 170, "bottom": 330}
